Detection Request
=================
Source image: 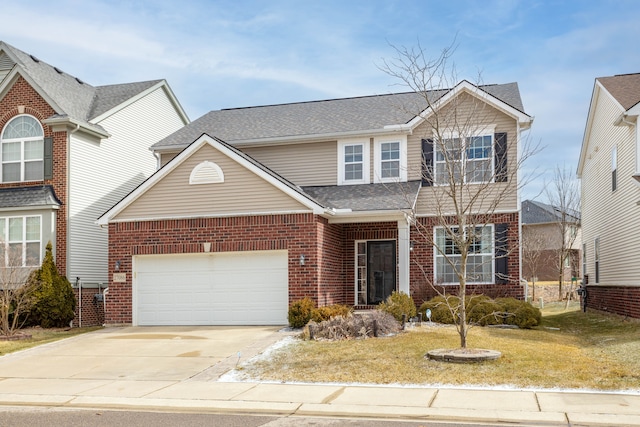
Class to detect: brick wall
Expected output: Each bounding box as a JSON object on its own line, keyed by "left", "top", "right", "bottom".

{"left": 317, "top": 218, "right": 346, "bottom": 305}
{"left": 73, "top": 287, "right": 105, "bottom": 327}
{"left": 409, "top": 212, "right": 523, "bottom": 305}
{"left": 0, "top": 76, "right": 68, "bottom": 275}
{"left": 106, "top": 213, "right": 335, "bottom": 324}
{"left": 585, "top": 286, "right": 640, "bottom": 319}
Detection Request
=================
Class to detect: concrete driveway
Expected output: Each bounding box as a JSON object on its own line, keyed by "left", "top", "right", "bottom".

{"left": 0, "top": 326, "right": 288, "bottom": 400}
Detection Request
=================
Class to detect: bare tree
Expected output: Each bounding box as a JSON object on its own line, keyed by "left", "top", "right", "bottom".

{"left": 381, "top": 42, "right": 537, "bottom": 348}
{"left": 544, "top": 165, "right": 581, "bottom": 301}
{"left": 0, "top": 244, "right": 38, "bottom": 336}
{"left": 521, "top": 227, "right": 547, "bottom": 302}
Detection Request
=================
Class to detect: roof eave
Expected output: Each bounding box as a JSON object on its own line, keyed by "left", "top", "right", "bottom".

{"left": 43, "top": 116, "right": 111, "bottom": 139}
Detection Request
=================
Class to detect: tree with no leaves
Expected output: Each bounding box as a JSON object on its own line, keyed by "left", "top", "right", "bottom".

{"left": 380, "top": 42, "right": 537, "bottom": 348}
{"left": 545, "top": 165, "right": 581, "bottom": 301}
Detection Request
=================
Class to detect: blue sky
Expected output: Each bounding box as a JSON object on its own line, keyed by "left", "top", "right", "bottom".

{"left": 2, "top": 0, "right": 640, "bottom": 200}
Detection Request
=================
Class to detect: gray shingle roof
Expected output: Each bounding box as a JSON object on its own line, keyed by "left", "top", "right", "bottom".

{"left": 0, "top": 186, "right": 61, "bottom": 208}
{"left": 0, "top": 41, "right": 164, "bottom": 129}
{"left": 302, "top": 181, "right": 421, "bottom": 211}
{"left": 597, "top": 73, "right": 640, "bottom": 111}
{"left": 152, "top": 82, "right": 526, "bottom": 150}
{"left": 521, "top": 200, "right": 580, "bottom": 225}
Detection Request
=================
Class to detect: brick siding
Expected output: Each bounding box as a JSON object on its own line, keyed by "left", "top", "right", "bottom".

{"left": 584, "top": 286, "right": 640, "bottom": 319}
{"left": 0, "top": 76, "right": 68, "bottom": 275}
{"left": 73, "top": 286, "right": 106, "bottom": 327}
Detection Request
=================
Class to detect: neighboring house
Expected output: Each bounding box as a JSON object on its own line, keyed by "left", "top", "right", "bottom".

{"left": 0, "top": 41, "right": 189, "bottom": 325}
{"left": 577, "top": 72, "right": 640, "bottom": 319}
{"left": 99, "top": 80, "right": 533, "bottom": 326}
{"left": 521, "top": 200, "right": 581, "bottom": 283}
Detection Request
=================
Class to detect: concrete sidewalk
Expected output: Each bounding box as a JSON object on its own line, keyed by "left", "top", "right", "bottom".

{"left": 0, "top": 328, "right": 638, "bottom": 425}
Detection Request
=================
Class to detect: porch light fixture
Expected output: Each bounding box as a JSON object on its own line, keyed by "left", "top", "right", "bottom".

{"left": 115, "top": 260, "right": 121, "bottom": 271}
{"left": 299, "top": 254, "right": 306, "bottom": 266}
{"left": 409, "top": 241, "right": 415, "bottom": 252}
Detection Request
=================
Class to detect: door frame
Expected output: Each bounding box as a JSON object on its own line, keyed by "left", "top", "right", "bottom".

{"left": 354, "top": 239, "right": 398, "bottom": 305}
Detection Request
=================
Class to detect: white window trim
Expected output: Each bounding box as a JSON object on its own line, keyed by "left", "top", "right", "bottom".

{"left": 373, "top": 136, "right": 407, "bottom": 183}
{"left": 338, "top": 139, "right": 370, "bottom": 185}
{"left": 433, "top": 224, "right": 495, "bottom": 285}
{"left": 1, "top": 115, "right": 45, "bottom": 183}
{"left": 0, "top": 214, "right": 42, "bottom": 267}
{"left": 434, "top": 126, "right": 496, "bottom": 186}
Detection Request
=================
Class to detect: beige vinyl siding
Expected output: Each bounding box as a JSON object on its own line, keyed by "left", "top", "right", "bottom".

{"left": 242, "top": 141, "right": 337, "bottom": 186}
{"left": 581, "top": 89, "right": 640, "bottom": 287}
{"left": 68, "top": 86, "right": 187, "bottom": 283}
{"left": 410, "top": 93, "right": 519, "bottom": 215}
{"left": 160, "top": 152, "right": 180, "bottom": 167}
{"left": 114, "top": 143, "right": 309, "bottom": 220}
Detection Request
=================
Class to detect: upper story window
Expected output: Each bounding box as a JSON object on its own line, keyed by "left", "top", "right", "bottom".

{"left": 422, "top": 129, "right": 507, "bottom": 187}
{"left": 374, "top": 137, "right": 407, "bottom": 183}
{"left": 435, "top": 134, "right": 493, "bottom": 184}
{"left": 1, "top": 115, "right": 44, "bottom": 183}
{"left": 338, "top": 139, "right": 370, "bottom": 185}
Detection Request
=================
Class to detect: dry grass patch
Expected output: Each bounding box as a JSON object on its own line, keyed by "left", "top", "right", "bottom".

{"left": 241, "top": 303, "right": 640, "bottom": 391}
{"left": 0, "top": 326, "right": 102, "bottom": 355}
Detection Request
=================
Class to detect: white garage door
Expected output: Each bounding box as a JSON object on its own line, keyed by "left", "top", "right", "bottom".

{"left": 133, "top": 250, "right": 288, "bottom": 326}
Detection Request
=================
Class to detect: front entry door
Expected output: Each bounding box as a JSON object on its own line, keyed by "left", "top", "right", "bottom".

{"left": 367, "top": 241, "right": 396, "bottom": 305}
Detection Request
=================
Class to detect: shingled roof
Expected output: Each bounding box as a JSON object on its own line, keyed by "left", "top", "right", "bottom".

{"left": 0, "top": 186, "right": 61, "bottom": 208}
{"left": 597, "top": 73, "right": 640, "bottom": 111}
{"left": 0, "top": 41, "right": 164, "bottom": 133}
{"left": 303, "top": 181, "right": 421, "bottom": 211}
{"left": 521, "top": 200, "right": 580, "bottom": 225}
{"left": 152, "top": 82, "right": 526, "bottom": 151}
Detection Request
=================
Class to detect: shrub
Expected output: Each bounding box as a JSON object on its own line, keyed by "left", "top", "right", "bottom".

{"left": 311, "top": 304, "right": 353, "bottom": 323}
{"left": 288, "top": 297, "right": 315, "bottom": 328}
{"left": 28, "top": 242, "right": 76, "bottom": 328}
{"left": 495, "top": 297, "right": 542, "bottom": 329}
{"left": 418, "top": 295, "right": 542, "bottom": 328}
{"left": 467, "top": 295, "right": 502, "bottom": 326}
{"left": 378, "top": 291, "right": 416, "bottom": 322}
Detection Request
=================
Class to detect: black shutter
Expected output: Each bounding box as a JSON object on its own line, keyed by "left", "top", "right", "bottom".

{"left": 494, "top": 132, "right": 507, "bottom": 182}
{"left": 494, "top": 223, "right": 508, "bottom": 284}
{"left": 421, "top": 138, "right": 434, "bottom": 186}
{"left": 43, "top": 136, "right": 53, "bottom": 180}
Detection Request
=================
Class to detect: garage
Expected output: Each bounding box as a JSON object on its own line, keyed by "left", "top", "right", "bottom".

{"left": 133, "top": 250, "right": 288, "bottom": 326}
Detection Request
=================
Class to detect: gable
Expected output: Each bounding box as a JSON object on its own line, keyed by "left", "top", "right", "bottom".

{"left": 112, "top": 142, "right": 311, "bottom": 221}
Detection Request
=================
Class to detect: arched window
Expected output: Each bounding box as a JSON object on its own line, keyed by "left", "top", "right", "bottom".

{"left": 1, "top": 115, "right": 44, "bottom": 182}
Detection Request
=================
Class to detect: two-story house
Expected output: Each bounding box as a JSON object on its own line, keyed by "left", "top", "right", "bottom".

{"left": 578, "top": 73, "right": 640, "bottom": 318}
{"left": 99, "top": 80, "right": 532, "bottom": 326}
{"left": 0, "top": 41, "right": 189, "bottom": 325}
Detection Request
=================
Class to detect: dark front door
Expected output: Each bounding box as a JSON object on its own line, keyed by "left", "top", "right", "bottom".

{"left": 367, "top": 241, "right": 396, "bottom": 305}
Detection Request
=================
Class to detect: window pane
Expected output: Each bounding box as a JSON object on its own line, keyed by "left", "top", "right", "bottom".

{"left": 2, "top": 141, "right": 21, "bottom": 161}
{"left": 26, "top": 242, "right": 40, "bottom": 266}
{"left": 345, "top": 145, "right": 362, "bottom": 163}
{"left": 345, "top": 163, "right": 362, "bottom": 180}
{"left": 24, "top": 139, "right": 43, "bottom": 160}
{"left": 2, "top": 163, "right": 20, "bottom": 182}
{"left": 381, "top": 160, "right": 399, "bottom": 178}
{"left": 467, "top": 135, "right": 492, "bottom": 159}
{"left": 465, "top": 159, "right": 491, "bottom": 183}
{"left": 0, "top": 218, "right": 5, "bottom": 241}
{"left": 25, "top": 160, "right": 43, "bottom": 181}
{"left": 381, "top": 142, "right": 399, "bottom": 160}
{"left": 8, "top": 218, "right": 22, "bottom": 241}
{"left": 26, "top": 217, "right": 40, "bottom": 240}
{"left": 2, "top": 116, "right": 42, "bottom": 139}
{"left": 8, "top": 243, "right": 22, "bottom": 264}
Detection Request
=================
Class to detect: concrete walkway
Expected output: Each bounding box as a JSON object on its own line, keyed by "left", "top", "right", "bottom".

{"left": 0, "top": 327, "right": 638, "bottom": 426}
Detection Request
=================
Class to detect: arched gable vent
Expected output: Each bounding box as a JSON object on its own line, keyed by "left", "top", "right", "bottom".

{"left": 189, "top": 161, "right": 225, "bottom": 185}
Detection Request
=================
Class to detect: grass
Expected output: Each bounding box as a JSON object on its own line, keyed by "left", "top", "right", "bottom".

{"left": 241, "top": 302, "right": 640, "bottom": 391}
{"left": 0, "top": 326, "right": 102, "bottom": 356}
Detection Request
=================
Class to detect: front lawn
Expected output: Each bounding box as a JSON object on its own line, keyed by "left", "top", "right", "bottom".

{"left": 238, "top": 303, "right": 640, "bottom": 391}
{"left": 0, "top": 327, "right": 102, "bottom": 356}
